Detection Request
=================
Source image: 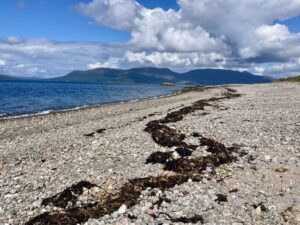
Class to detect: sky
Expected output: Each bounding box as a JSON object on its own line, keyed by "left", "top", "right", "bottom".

{"left": 0, "top": 0, "right": 300, "bottom": 78}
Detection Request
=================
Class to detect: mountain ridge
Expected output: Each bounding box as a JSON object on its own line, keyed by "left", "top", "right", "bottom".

{"left": 50, "top": 67, "right": 273, "bottom": 85}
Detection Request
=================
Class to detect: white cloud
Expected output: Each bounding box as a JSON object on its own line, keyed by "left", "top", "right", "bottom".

{"left": 3, "top": 0, "right": 300, "bottom": 77}
{"left": 13, "top": 64, "right": 46, "bottom": 75}
{"left": 76, "top": 1, "right": 229, "bottom": 53}
{"left": 178, "top": 0, "right": 300, "bottom": 43}
{"left": 3, "top": 36, "right": 25, "bottom": 44}
{"left": 240, "top": 24, "right": 300, "bottom": 60}
{"left": 129, "top": 8, "right": 228, "bottom": 53}
{"left": 0, "top": 59, "right": 6, "bottom": 66}
{"left": 126, "top": 51, "right": 226, "bottom": 69}
{"left": 74, "top": 0, "right": 300, "bottom": 77}
{"left": 250, "top": 58, "right": 300, "bottom": 76}
{"left": 0, "top": 37, "right": 126, "bottom": 77}
{"left": 75, "top": 0, "right": 141, "bottom": 30}
{"left": 87, "top": 58, "right": 120, "bottom": 69}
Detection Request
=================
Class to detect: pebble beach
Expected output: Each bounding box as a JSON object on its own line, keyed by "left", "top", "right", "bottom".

{"left": 1, "top": 83, "right": 300, "bottom": 225}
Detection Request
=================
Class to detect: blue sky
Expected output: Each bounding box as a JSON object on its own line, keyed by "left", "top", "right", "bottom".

{"left": 0, "top": 0, "right": 129, "bottom": 42}
{"left": 0, "top": 0, "right": 300, "bottom": 78}
{"left": 0, "top": 0, "right": 179, "bottom": 42}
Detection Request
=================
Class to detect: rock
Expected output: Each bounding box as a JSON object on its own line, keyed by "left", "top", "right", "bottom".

{"left": 275, "top": 166, "right": 289, "bottom": 173}
{"left": 255, "top": 206, "right": 262, "bottom": 215}
{"left": 118, "top": 204, "right": 127, "bottom": 214}
{"left": 32, "top": 200, "right": 42, "bottom": 208}
{"left": 171, "top": 151, "right": 180, "bottom": 160}
{"left": 264, "top": 155, "right": 272, "bottom": 162}
{"left": 111, "top": 211, "right": 119, "bottom": 219}
{"left": 184, "top": 136, "right": 200, "bottom": 146}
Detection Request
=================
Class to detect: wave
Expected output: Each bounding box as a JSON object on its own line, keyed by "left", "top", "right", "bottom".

{"left": 0, "top": 113, "right": 7, "bottom": 118}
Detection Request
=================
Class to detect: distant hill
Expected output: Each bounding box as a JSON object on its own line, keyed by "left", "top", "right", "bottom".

{"left": 51, "top": 67, "right": 272, "bottom": 85}
{"left": 0, "top": 74, "right": 24, "bottom": 81}
{"left": 0, "top": 74, "right": 44, "bottom": 81}
{"left": 277, "top": 75, "right": 300, "bottom": 82}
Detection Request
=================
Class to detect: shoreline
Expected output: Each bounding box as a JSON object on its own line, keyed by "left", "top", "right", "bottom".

{"left": 1, "top": 82, "right": 299, "bottom": 225}
{"left": 0, "top": 84, "right": 237, "bottom": 121}
{"left": 0, "top": 87, "right": 180, "bottom": 121}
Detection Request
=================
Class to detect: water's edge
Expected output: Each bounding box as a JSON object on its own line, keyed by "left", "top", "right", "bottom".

{"left": 0, "top": 89, "right": 181, "bottom": 121}
{"left": 0, "top": 81, "right": 189, "bottom": 120}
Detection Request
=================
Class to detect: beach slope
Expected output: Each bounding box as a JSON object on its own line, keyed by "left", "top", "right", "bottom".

{"left": 0, "top": 83, "right": 300, "bottom": 225}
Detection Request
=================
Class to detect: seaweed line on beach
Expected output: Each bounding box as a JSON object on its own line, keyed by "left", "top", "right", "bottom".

{"left": 25, "top": 89, "right": 245, "bottom": 225}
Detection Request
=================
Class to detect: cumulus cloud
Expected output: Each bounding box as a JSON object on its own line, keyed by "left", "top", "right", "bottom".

{"left": 3, "top": 0, "right": 300, "bottom": 77}
{"left": 251, "top": 58, "right": 300, "bottom": 76}
{"left": 178, "top": 0, "right": 300, "bottom": 43}
{"left": 75, "top": 0, "right": 141, "bottom": 30}
{"left": 130, "top": 8, "right": 229, "bottom": 53}
{"left": 87, "top": 58, "right": 121, "bottom": 69}
{"left": 76, "top": 1, "right": 229, "bottom": 53}
{"left": 126, "top": 51, "right": 226, "bottom": 69}
{"left": 0, "top": 37, "right": 126, "bottom": 77}
{"left": 73, "top": 0, "right": 300, "bottom": 77}
{"left": 240, "top": 24, "right": 300, "bottom": 61}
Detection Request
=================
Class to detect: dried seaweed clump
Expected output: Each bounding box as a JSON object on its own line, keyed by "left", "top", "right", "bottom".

{"left": 26, "top": 89, "right": 243, "bottom": 225}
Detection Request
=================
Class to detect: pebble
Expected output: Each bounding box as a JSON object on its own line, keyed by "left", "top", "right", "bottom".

{"left": 32, "top": 200, "right": 42, "bottom": 208}
{"left": 118, "top": 204, "right": 127, "bottom": 214}
{"left": 274, "top": 166, "right": 289, "bottom": 173}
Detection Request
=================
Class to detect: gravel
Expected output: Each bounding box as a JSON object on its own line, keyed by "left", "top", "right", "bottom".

{"left": 0, "top": 82, "right": 299, "bottom": 225}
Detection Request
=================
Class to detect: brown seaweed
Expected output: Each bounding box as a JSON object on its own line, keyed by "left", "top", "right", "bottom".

{"left": 26, "top": 89, "right": 244, "bottom": 225}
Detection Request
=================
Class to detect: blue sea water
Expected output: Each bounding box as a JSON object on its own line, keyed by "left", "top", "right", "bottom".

{"left": 0, "top": 80, "right": 180, "bottom": 118}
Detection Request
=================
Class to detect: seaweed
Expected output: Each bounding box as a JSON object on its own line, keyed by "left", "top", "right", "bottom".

{"left": 229, "top": 188, "right": 239, "bottom": 193}
{"left": 175, "top": 147, "right": 193, "bottom": 157}
{"left": 26, "top": 89, "right": 244, "bottom": 225}
{"left": 170, "top": 215, "right": 204, "bottom": 224}
{"left": 151, "top": 126, "right": 186, "bottom": 147}
{"left": 26, "top": 175, "right": 202, "bottom": 225}
{"left": 164, "top": 153, "right": 236, "bottom": 173}
{"left": 225, "top": 87, "right": 238, "bottom": 93}
{"left": 144, "top": 120, "right": 165, "bottom": 133}
{"left": 127, "top": 213, "right": 137, "bottom": 220}
{"left": 215, "top": 194, "right": 228, "bottom": 203}
{"left": 146, "top": 152, "right": 173, "bottom": 164}
{"left": 42, "top": 181, "right": 98, "bottom": 208}
{"left": 96, "top": 129, "right": 106, "bottom": 134}
{"left": 150, "top": 212, "right": 204, "bottom": 224}
{"left": 84, "top": 132, "right": 95, "bottom": 137}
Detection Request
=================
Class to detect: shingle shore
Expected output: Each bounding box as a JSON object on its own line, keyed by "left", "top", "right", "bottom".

{"left": 0, "top": 83, "right": 299, "bottom": 224}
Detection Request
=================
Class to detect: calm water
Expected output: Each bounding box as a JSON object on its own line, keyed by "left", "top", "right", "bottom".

{"left": 0, "top": 80, "right": 180, "bottom": 118}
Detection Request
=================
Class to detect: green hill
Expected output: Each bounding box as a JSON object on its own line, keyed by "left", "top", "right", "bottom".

{"left": 277, "top": 75, "right": 300, "bottom": 82}
{"left": 51, "top": 67, "right": 272, "bottom": 85}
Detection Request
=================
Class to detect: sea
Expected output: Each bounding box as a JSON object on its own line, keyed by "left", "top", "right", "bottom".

{"left": 0, "top": 80, "right": 181, "bottom": 118}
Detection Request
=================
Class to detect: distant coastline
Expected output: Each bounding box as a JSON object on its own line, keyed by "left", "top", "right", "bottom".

{"left": 1, "top": 67, "right": 273, "bottom": 85}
